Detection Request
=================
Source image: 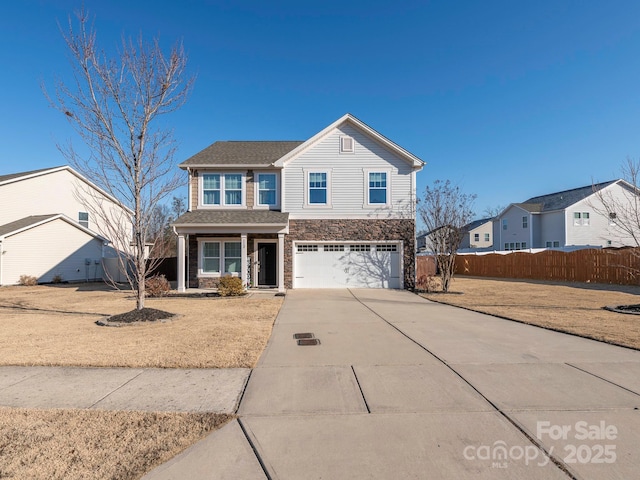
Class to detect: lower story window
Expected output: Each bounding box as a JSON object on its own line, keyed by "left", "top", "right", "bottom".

{"left": 201, "top": 240, "right": 242, "bottom": 275}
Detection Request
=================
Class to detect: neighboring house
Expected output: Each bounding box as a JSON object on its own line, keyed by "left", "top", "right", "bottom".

{"left": 0, "top": 166, "right": 131, "bottom": 285}
{"left": 493, "top": 180, "right": 636, "bottom": 250}
{"left": 460, "top": 217, "right": 493, "bottom": 249}
{"left": 172, "top": 113, "right": 425, "bottom": 291}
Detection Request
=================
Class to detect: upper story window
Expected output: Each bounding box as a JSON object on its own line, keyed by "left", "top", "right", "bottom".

{"left": 78, "top": 212, "right": 89, "bottom": 228}
{"left": 309, "top": 172, "right": 327, "bottom": 204}
{"left": 201, "top": 173, "right": 244, "bottom": 207}
{"left": 502, "top": 219, "right": 508, "bottom": 230}
{"left": 484, "top": 233, "right": 490, "bottom": 242}
{"left": 522, "top": 216, "right": 528, "bottom": 228}
{"left": 474, "top": 233, "right": 480, "bottom": 242}
{"left": 573, "top": 212, "right": 590, "bottom": 226}
{"left": 368, "top": 172, "right": 388, "bottom": 204}
{"left": 257, "top": 173, "right": 277, "bottom": 206}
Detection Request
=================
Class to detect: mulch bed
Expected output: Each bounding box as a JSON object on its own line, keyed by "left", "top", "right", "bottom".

{"left": 96, "top": 308, "right": 176, "bottom": 327}
{"left": 604, "top": 304, "right": 640, "bottom": 315}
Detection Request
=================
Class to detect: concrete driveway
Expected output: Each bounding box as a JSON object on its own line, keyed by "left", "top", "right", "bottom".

{"left": 145, "top": 289, "right": 640, "bottom": 480}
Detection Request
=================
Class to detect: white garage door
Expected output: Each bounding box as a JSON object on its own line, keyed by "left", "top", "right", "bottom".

{"left": 294, "top": 242, "right": 402, "bottom": 288}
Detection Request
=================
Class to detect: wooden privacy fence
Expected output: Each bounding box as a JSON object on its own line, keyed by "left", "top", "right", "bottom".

{"left": 416, "top": 255, "right": 437, "bottom": 279}
{"left": 453, "top": 248, "right": 640, "bottom": 285}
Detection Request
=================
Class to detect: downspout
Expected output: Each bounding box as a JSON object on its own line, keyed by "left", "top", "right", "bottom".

{"left": 187, "top": 167, "right": 192, "bottom": 212}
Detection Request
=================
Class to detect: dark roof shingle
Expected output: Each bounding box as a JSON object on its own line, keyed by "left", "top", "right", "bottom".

{"left": 521, "top": 180, "right": 618, "bottom": 212}
{"left": 173, "top": 210, "right": 289, "bottom": 225}
{"left": 180, "top": 141, "right": 303, "bottom": 167}
{"left": 0, "top": 215, "right": 59, "bottom": 237}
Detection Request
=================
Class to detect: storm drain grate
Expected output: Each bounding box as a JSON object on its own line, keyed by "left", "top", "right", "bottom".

{"left": 297, "top": 338, "right": 321, "bottom": 346}
{"left": 293, "top": 333, "right": 314, "bottom": 339}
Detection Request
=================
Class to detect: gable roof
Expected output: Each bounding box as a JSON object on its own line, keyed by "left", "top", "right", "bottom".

{"left": 179, "top": 141, "right": 303, "bottom": 168}
{"left": 0, "top": 166, "right": 67, "bottom": 185}
{"left": 463, "top": 217, "right": 494, "bottom": 231}
{"left": 502, "top": 180, "right": 621, "bottom": 216}
{"left": 273, "top": 113, "right": 424, "bottom": 169}
{"left": 0, "top": 165, "right": 133, "bottom": 215}
{"left": 0, "top": 214, "right": 107, "bottom": 240}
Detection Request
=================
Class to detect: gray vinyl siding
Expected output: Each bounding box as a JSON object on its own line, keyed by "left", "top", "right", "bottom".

{"left": 497, "top": 206, "right": 531, "bottom": 249}
{"left": 284, "top": 124, "right": 414, "bottom": 219}
{"left": 539, "top": 211, "right": 565, "bottom": 247}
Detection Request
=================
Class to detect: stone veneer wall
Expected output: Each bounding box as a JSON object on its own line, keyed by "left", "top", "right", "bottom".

{"left": 284, "top": 219, "right": 416, "bottom": 289}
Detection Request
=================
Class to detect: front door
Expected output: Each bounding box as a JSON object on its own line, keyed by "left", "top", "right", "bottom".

{"left": 257, "top": 242, "right": 277, "bottom": 286}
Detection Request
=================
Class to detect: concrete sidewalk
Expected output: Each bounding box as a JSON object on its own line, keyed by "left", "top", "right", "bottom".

{"left": 0, "top": 366, "right": 249, "bottom": 413}
{"left": 143, "top": 289, "right": 640, "bottom": 479}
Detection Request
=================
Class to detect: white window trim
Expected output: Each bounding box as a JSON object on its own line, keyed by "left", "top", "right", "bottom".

{"left": 363, "top": 169, "right": 392, "bottom": 208}
{"left": 197, "top": 238, "right": 243, "bottom": 278}
{"left": 303, "top": 169, "right": 332, "bottom": 208}
{"left": 253, "top": 171, "right": 280, "bottom": 209}
{"left": 199, "top": 172, "right": 246, "bottom": 209}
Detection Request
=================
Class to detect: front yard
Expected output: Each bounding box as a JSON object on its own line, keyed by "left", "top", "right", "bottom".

{"left": 0, "top": 283, "right": 282, "bottom": 480}
{"left": 421, "top": 276, "right": 640, "bottom": 350}
{"left": 0, "top": 283, "right": 282, "bottom": 368}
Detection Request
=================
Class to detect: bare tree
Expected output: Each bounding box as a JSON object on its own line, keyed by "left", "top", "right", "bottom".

{"left": 45, "top": 9, "right": 193, "bottom": 310}
{"left": 591, "top": 158, "right": 640, "bottom": 247}
{"left": 483, "top": 204, "right": 506, "bottom": 218}
{"left": 418, "top": 180, "right": 476, "bottom": 292}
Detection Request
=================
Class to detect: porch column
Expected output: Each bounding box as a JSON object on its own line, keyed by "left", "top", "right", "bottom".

{"left": 177, "top": 234, "right": 186, "bottom": 292}
{"left": 278, "top": 233, "right": 285, "bottom": 292}
{"left": 241, "top": 233, "right": 248, "bottom": 289}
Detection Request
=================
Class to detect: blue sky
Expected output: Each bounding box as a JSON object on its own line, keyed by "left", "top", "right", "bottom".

{"left": 2, "top": 0, "right": 640, "bottom": 218}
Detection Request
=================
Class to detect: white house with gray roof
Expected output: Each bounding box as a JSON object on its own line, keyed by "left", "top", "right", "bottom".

{"left": 493, "top": 180, "right": 637, "bottom": 251}
{"left": 172, "top": 113, "right": 425, "bottom": 291}
{"left": 0, "top": 166, "right": 131, "bottom": 285}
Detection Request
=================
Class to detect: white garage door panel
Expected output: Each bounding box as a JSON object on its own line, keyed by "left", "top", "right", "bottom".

{"left": 295, "top": 243, "right": 401, "bottom": 289}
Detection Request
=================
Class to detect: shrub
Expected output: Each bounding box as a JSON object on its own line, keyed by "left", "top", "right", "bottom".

{"left": 416, "top": 274, "right": 439, "bottom": 293}
{"left": 52, "top": 274, "right": 63, "bottom": 284}
{"left": 146, "top": 274, "right": 171, "bottom": 297}
{"left": 217, "top": 276, "right": 244, "bottom": 296}
{"left": 19, "top": 275, "right": 38, "bottom": 286}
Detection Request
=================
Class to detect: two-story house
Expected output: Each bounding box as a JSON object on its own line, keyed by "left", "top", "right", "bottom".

{"left": 460, "top": 217, "right": 494, "bottom": 250}
{"left": 493, "top": 180, "right": 637, "bottom": 250}
{"left": 172, "top": 114, "right": 425, "bottom": 292}
{"left": 0, "top": 165, "right": 131, "bottom": 285}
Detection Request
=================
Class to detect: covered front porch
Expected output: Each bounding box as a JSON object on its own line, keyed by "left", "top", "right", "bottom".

{"left": 172, "top": 210, "right": 289, "bottom": 293}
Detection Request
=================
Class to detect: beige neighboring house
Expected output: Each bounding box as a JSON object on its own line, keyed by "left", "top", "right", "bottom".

{"left": 172, "top": 113, "right": 425, "bottom": 291}
{"left": 460, "top": 217, "right": 493, "bottom": 250}
{"left": 0, "top": 166, "right": 132, "bottom": 285}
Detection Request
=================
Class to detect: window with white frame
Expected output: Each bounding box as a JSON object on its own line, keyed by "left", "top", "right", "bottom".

{"left": 223, "top": 241, "right": 242, "bottom": 273}
{"left": 202, "top": 173, "right": 244, "bottom": 206}
{"left": 78, "top": 212, "right": 89, "bottom": 228}
{"left": 522, "top": 216, "right": 528, "bottom": 228}
{"left": 199, "top": 240, "right": 242, "bottom": 276}
{"left": 202, "top": 242, "right": 220, "bottom": 274}
{"left": 474, "top": 233, "right": 480, "bottom": 242}
{"left": 553, "top": 241, "right": 560, "bottom": 247}
{"left": 308, "top": 172, "right": 328, "bottom": 204}
{"left": 257, "top": 173, "right": 277, "bottom": 206}
{"left": 368, "top": 172, "right": 388, "bottom": 204}
{"left": 573, "top": 212, "right": 590, "bottom": 226}
{"left": 502, "top": 219, "right": 508, "bottom": 230}
{"left": 484, "top": 233, "right": 490, "bottom": 242}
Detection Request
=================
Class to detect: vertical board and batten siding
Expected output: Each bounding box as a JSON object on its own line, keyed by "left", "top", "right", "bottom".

{"left": 0, "top": 169, "right": 128, "bottom": 241}
{"left": 2, "top": 219, "right": 104, "bottom": 284}
{"left": 284, "top": 124, "right": 414, "bottom": 219}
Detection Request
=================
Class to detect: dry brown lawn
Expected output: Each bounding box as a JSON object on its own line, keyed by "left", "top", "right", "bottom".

{"left": 0, "top": 407, "right": 232, "bottom": 480}
{"left": 0, "top": 283, "right": 282, "bottom": 479}
{"left": 0, "top": 283, "right": 283, "bottom": 368}
{"left": 421, "top": 276, "right": 640, "bottom": 350}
